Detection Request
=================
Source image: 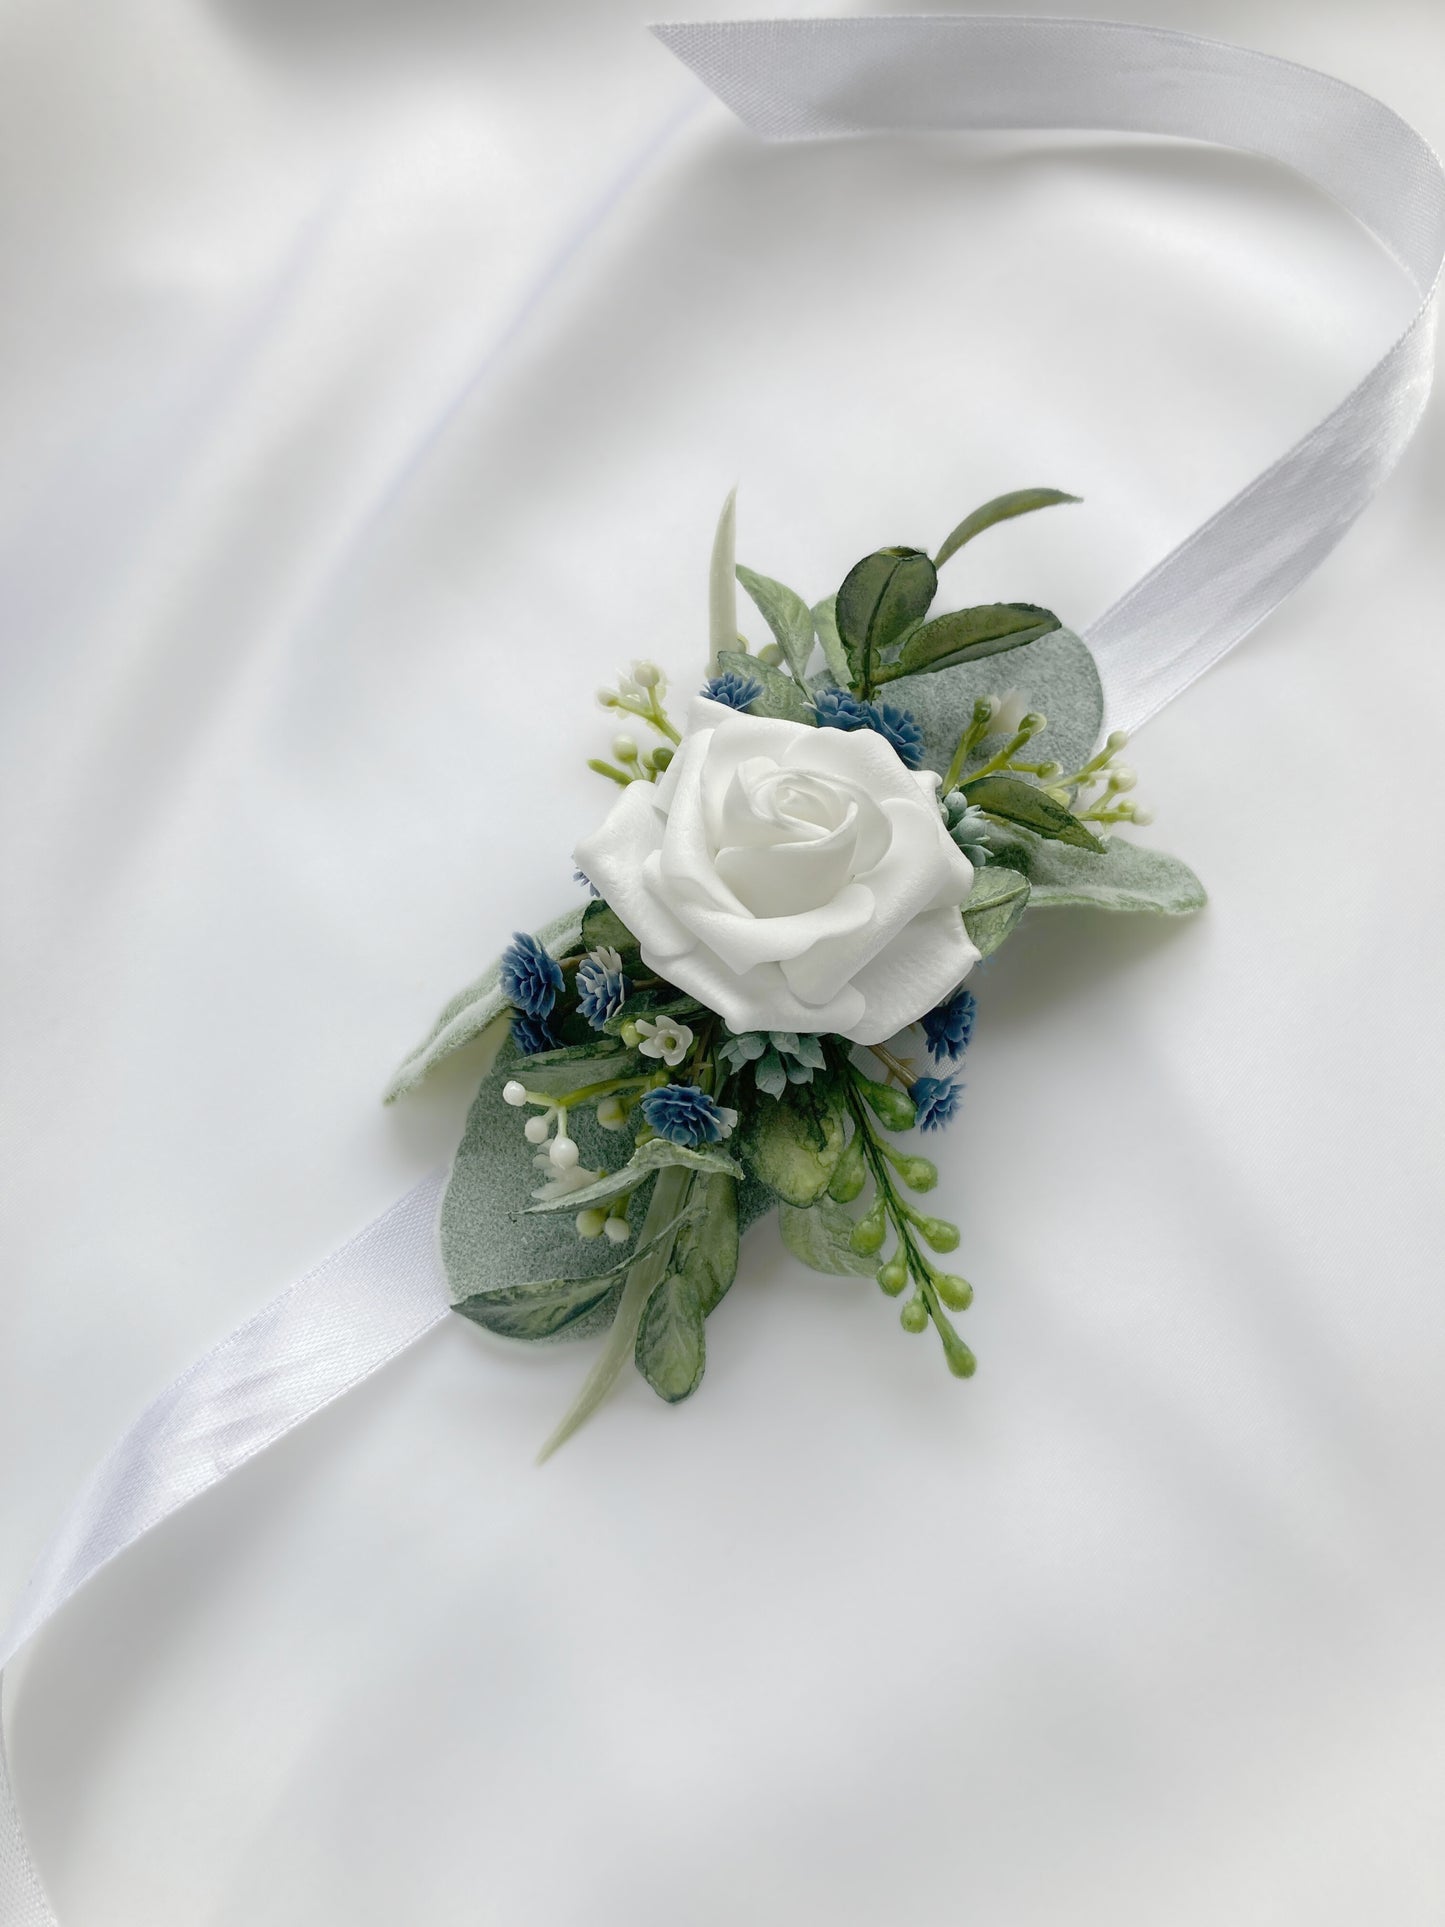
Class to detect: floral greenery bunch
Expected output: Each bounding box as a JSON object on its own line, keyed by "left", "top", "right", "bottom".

{"left": 388, "top": 488, "right": 1205, "bottom": 1457}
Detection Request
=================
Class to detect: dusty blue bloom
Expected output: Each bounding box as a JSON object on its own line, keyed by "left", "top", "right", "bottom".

{"left": 867, "top": 699, "right": 925, "bottom": 769}
{"left": 510, "top": 1012, "right": 558, "bottom": 1055}
{"left": 641, "top": 1083, "right": 733, "bottom": 1148}
{"left": 576, "top": 945, "right": 630, "bottom": 1030}
{"left": 921, "top": 986, "right": 977, "bottom": 1064}
{"left": 573, "top": 867, "right": 601, "bottom": 897}
{"left": 703, "top": 670, "right": 764, "bottom": 711}
{"left": 813, "top": 686, "right": 871, "bottom": 731}
{"left": 910, "top": 1074, "right": 964, "bottom": 1133}
{"left": 499, "top": 931, "right": 564, "bottom": 1020}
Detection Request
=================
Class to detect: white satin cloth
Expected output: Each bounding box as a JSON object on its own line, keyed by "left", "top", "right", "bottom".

{"left": 3, "top": 7, "right": 1445, "bottom": 1924}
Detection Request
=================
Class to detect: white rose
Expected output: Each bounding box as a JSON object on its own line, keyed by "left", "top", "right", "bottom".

{"left": 574, "top": 697, "right": 979, "bottom": 1045}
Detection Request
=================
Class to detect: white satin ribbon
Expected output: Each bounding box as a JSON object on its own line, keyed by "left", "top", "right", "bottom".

{"left": 4, "top": 19, "right": 1440, "bottom": 1922}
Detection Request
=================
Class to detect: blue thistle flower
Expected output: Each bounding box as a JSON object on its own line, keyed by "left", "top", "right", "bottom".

{"left": 575, "top": 945, "right": 630, "bottom": 1030}
{"left": 640, "top": 1083, "right": 735, "bottom": 1148}
{"left": 813, "top": 686, "right": 871, "bottom": 731}
{"left": 703, "top": 670, "right": 764, "bottom": 712}
{"left": 921, "top": 986, "right": 977, "bottom": 1064}
{"left": 866, "top": 699, "right": 925, "bottom": 769}
{"left": 573, "top": 867, "right": 601, "bottom": 897}
{"left": 909, "top": 1074, "right": 964, "bottom": 1133}
{"left": 510, "top": 1012, "right": 558, "bottom": 1055}
{"left": 499, "top": 931, "right": 564, "bottom": 1020}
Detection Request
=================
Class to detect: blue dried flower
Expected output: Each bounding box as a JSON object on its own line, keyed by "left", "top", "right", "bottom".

{"left": 867, "top": 699, "right": 925, "bottom": 769}
{"left": 576, "top": 945, "right": 630, "bottom": 1030}
{"left": 703, "top": 670, "right": 764, "bottom": 711}
{"left": 510, "top": 1012, "right": 558, "bottom": 1055}
{"left": 499, "top": 931, "right": 564, "bottom": 1020}
{"left": 921, "top": 986, "right": 977, "bottom": 1064}
{"left": 910, "top": 1074, "right": 964, "bottom": 1133}
{"left": 640, "top": 1083, "right": 734, "bottom": 1148}
{"left": 813, "top": 686, "right": 871, "bottom": 731}
{"left": 573, "top": 867, "right": 601, "bottom": 897}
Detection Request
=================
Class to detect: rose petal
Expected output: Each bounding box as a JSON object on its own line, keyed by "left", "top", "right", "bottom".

{"left": 838, "top": 908, "right": 981, "bottom": 1046}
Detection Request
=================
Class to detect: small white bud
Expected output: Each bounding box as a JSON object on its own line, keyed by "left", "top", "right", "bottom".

{"left": 523, "top": 1114, "right": 551, "bottom": 1144}
{"left": 596, "top": 1096, "right": 627, "bottom": 1131}
{"left": 550, "top": 1134, "right": 580, "bottom": 1170}
{"left": 632, "top": 661, "right": 662, "bottom": 688}
{"left": 602, "top": 1217, "right": 632, "bottom": 1245}
{"left": 595, "top": 688, "right": 615, "bottom": 708}
{"left": 502, "top": 1080, "right": 527, "bottom": 1107}
{"left": 576, "top": 1208, "right": 608, "bottom": 1239}
{"left": 1130, "top": 803, "right": 1155, "bottom": 826}
{"left": 1106, "top": 729, "right": 1130, "bottom": 751}
{"left": 1110, "top": 766, "right": 1137, "bottom": 791}
{"left": 612, "top": 734, "right": 638, "bottom": 762}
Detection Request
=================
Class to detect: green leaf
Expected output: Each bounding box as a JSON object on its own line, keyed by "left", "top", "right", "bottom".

{"left": 385, "top": 904, "right": 584, "bottom": 1103}
{"left": 737, "top": 564, "right": 815, "bottom": 684}
{"left": 603, "top": 988, "right": 702, "bottom": 1037}
{"left": 963, "top": 772, "right": 1105, "bottom": 852}
{"left": 893, "top": 603, "right": 1060, "bottom": 678}
{"left": 812, "top": 595, "right": 851, "bottom": 687}
{"left": 635, "top": 1174, "right": 740, "bottom": 1402}
{"left": 581, "top": 898, "right": 639, "bottom": 956}
{"left": 962, "top": 866, "right": 1032, "bottom": 958}
{"left": 709, "top": 487, "right": 738, "bottom": 668}
{"left": 716, "top": 648, "right": 814, "bottom": 725}
{"left": 738, "top": 1077, "right": 847, "bottom": 1206}
{"left": 508, "top": 1040, "right": 637, "bottom": 1097}
{"left": 835, "top": 547, "right": 938, "bottom": 693}
{"left": 778, "top": 1197, "right": 877, "bottom": 1278}
{"left": 935, "top": 488, "right": 1080, "bottom": 569}
{"left": 1022, "top": 837, "right": 1207, "bottom": 914}
{"left": 527, "top": 1136, "right": 742, "bottom": 1214}
{"left": 454, "top": 1274, "right": 623, "bottom": 1343}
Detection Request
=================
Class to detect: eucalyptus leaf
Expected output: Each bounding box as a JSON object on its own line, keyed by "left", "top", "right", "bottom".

{"left": 717, "top": 648, "right": 814, "bottom": 725}
{"left": 508, "top": 1041, "right": 637, "bottom": 1097}
{"left": 709, "top": 486, "right": 738, "bottom": 668}
{"left": 877, "top": 627, "right": 1103, "bottom": 786}
{"left": 934, "top": 488, "right": 1080, "bottom": 569}
{"left": 454, "top": 1274, "right": 623, "bottom": 1343}
{"left": 581, "top": 898, "right": 639, "bottom": 956}
{"left": 739, "top": 1077, "right": 846, "bottom": 1206}
{"left": 1022, "top": 837, "right": 1207, "bottom": 914}
{"left": 963, "top": 772, "right": 1105, "bottom": 852}
{"left": 961, "top": 867, "right": 1032, "bottom": 958}
{"left": 736, "top": 564, "right": 815, "bottom": 684}
{"left": 527, "top": 1136, "right": 742, "bottom": 1215}
{"left": 385, "top": 904, "right": 585, "bottom": 1103}
{"left": 635, "top": 1174, "right": 740, "bottom": 1402}
{"left": 778, "top": 1197, "right": 877, "bottom": 1278}
{"left": 812, "top": 595, "right": 851, "bottom": 687}
{"left": 891, "top": 603, "right": 1060, "bottom": 677}
{"left": 835, "top": 547, "right": 938, "bottom": 693}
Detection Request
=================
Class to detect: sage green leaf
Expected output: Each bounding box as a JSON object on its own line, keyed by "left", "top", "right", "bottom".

{"left": 934, "top": 488, "right": 1080, "bottom": 569}
{"left": 779, "top": 1197, "right": 876, "bottom": 1278}
{"left": 737, "top": 564, "right": 815, "bottom": 683}
{"left": 635, "top": 1174, "right": 740, "bottom": 1402}
{"left": 962, "top": 866, "right": 1032, "bottom": 958}
{"left": 835, "top": 547, "right": 938, "bottom": 692}
{"left": 709, "top": 486, "right": 738, "bottom": 669}
{"left": 385, "top": 904, "right": 584, "bottom": 1103}
{"left": 1023, "top": 837, "right": 1207, "bottom": 914}
{"left": 454, "top": 1274, "right": 623, "bottom": 1343}
{"left": 527, "top": 1136, "right": 742, "bottom": 1215}
{"left": 877, "top": 627, "right": 1103, "bottom": 786}
{"left": 963, "top": 772, "right": 1105, "bottom": 852}
{"left": 740, "top": 1078, "right": 847, "bottom": 1206}
{"left": 442, "top": 1045, "right": 644, "bottom": 1344}
{"left": 581, "top": 898, "right": 638, "bottom": 956}
{"left": 812, "top": 595, "right": 851, "bottom": 686}
{"left": 508, "top": 1040, "right": 637, "bottom": 1097}
{"left": 717, "top": 648, "right": 814, "bottom": 725}
{"left": 603, "top": 988, "right": 702, "bottom": 1037}
{"left": 893, "top": 603, "right": 1060, "bottom": 677}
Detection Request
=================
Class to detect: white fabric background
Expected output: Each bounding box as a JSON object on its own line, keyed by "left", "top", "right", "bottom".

{"left": 2, "top": 2, "right": 1443, "bottom": 1922}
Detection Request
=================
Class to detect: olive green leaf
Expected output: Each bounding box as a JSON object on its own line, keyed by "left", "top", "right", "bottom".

{"left": 581, "top": 898, "right": 639, "bottom": 956}
{"left": 716, "top": 648, "right": 815, "bottom": 725}
{"left": 709, "top": 486, "right": 738, "bottom": 669}
{"left": 963, "top": 772, "right": 1105, "bottom": 852}
{"left": 934, "top": 488, "right": 1080, "bottom": 570}
{"left": 778, "top": 1197, "right": 877, "bottom": 1278}
{"left": 961, "top": 866, "right": 1032, "bottom": 958}
{"left": 1023, "top": 837, "right": 1207, "bottom": 914}
{"left": 736, "top": 564, "right": 815, "bottom": 684}
{"left": 385, "top": 903, "right": 584, "bottom": 1103}
{"left": 890, "top": 603, "right": 1060, "bottom": 679}
{"left": 635, "top": 1173, "right": 740, "bottom": 1402}
{"left": 835, "top": 547, "right": 938, "bottom": 694}
{"left": 812, "top": 595, "right": 851, "bottom": 687}
{"left": 453, "top": 1273, "right": 623, "bottom": 1343}
{"left": 506, "top": 1040, "right": 637, "bottom": 1096}
{"left": 527, "top": 1137, "right": 742, "bottom": 1215}
{"left": 739, "top": 1077, "right": 847, "bottom": 1206}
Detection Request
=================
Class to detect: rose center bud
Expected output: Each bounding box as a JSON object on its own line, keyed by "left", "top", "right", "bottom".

{"left": 712, "top": 759, "right": 891, "bottom": 919}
